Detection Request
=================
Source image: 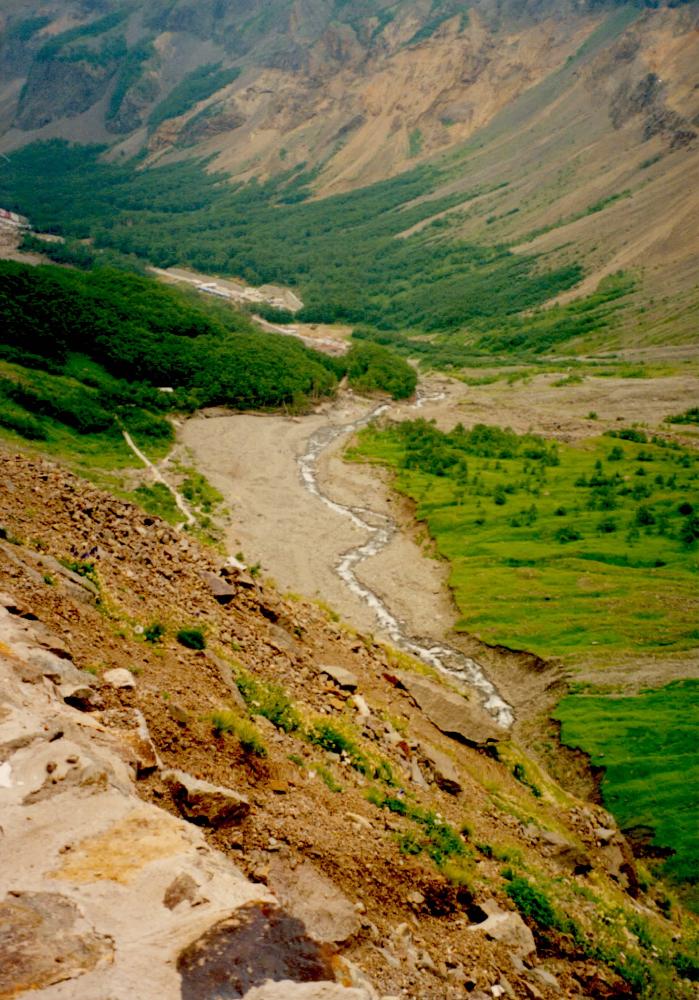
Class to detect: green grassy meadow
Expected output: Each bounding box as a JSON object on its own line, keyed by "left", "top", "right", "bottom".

{"left": 555, "top": 681, "right": 699, "bottom": 895}
{"left": 349, "top": 420, "right": 699, "bottom": 664}
{"left": 350, "top": 419, "right": 699, "bottom": 895}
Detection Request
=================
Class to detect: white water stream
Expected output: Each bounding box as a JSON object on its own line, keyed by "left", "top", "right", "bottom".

{"left": 298, "top": 397, "right": 515, "bottom": 729}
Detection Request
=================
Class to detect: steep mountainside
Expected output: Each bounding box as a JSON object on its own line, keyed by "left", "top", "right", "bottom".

{"left": 1, "top": 0, "right": 697, "bottom": 345}
{"left": 2, "top": 447, "right": 698, "bottom": 999}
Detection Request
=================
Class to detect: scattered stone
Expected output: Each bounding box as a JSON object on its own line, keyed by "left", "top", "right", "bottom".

{"left": 321, "top": 665, "right": 358, "bottom": 692}
{"left": 103, "top": 667, "right": 136, "bottom": 690}
{"left": 407, "top": 890, "right": 425, "bottom": 907}
{"left": 393, "top": 671, "right": 501, "bottom": 747}
{"left": 268, "top": 859, "right": 360, "bottom": 945}
{"left": 409, "top": 757, "right": 428, "bottom": 789}
{"left": 345, "top": 811, "right": 372, "bottom": 831}
{"left": 126, "top": 710, "right": 160, "bottom": 777}
{"left": 200, "top": 570, "right": 237, "bottom": 605}
{"left": 468, "top": 902, "right": 536, "bottom": 958}
{"left": 595, "top": 827, "right": 616, "bottom": 844}
{"left": 243, "top": 984, "right": 372, "bottom": 1000}
{"left": 163, "top": 769, "right": 250, "bottom": 827}
{"left": 0, "top": 891, "right": 113, "bottom": 996}
{"left": 419, "top": 742, "right": 462, "bottom": 795}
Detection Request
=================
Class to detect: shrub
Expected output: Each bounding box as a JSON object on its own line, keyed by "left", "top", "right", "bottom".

{"left": 209, "top": 710, "right": 266, "bottom": 756}
{"left": 307, "top": 720, "right": 372, "bottom": 775}
{"left": 176, "top": 627, "right": 206, "bottom": 650}
{"left": 506, "top": 876, "right": 558, "bottom": 930}
{"left": 235, "top": 671, "right": 300, "bottom": 732}
{"left": 555, "top": 526, "right": 582, "bottom": 543}
{"left": 144, "top": 621, "right": 165, "bottom": 643}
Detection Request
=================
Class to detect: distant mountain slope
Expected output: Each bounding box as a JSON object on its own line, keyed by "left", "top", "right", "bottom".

{"left": 0, "top": 0, "right": 697, "bottom": 348}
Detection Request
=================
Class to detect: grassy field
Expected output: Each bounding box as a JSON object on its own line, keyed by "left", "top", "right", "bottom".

{"left": 349, "top": 420, "right": 699, "bottom": 664}
{"left": 555, "top": 681, "right": 699, "bottom": 898}
{"left": 349, "top": 418, "right": 699, "bottom": 897}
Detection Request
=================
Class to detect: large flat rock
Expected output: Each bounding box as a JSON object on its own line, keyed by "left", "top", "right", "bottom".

{"left": 394, "top": 671, "right": 501, "bottom": 747}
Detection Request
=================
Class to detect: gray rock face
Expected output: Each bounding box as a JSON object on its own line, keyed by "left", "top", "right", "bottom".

{"left": 163, "top": 769, "right": 251, "bottom": 827}
{"left": 0, "top": 592, "right": 275, "bottom": 999}
{"left": 268, "top": 859, "right": 361, "bottom": 945}
{"left": 0, "top": 891, "right": 114, "bottom": 996}
{"left": 394, "top": 671, "right": 501, "bottom": 747}
{"left": 321, "top": 664, "right": 358, "bottom": 692}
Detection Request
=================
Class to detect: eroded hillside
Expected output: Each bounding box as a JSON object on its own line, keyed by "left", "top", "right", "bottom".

{"left": 1, "top": 446, "right": 699, "bottom": 998}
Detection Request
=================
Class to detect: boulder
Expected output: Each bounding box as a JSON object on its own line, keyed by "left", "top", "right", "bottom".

{"left": 321, "top": 665, "right": 358, "bottom": 692}
{"left": 268, "top": 859, "right": 361, "bottom": 944}
{"left": 418, "top": 742, "right": 462, "bottom": 795}
{"left": 163, "top": 769, "right": 250, "bottom": 827}
{"left": 468, "top": 902, "right": 536, "bottom": 958}
{"left": 103, "top": 668, "right": 136, "bottom": 690}
{"left": 394, "top": 672, "right": 501, "bottom": 747}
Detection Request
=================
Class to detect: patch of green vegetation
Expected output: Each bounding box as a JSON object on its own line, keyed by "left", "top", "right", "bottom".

{"left": 408, "top": 128, "right": 423, "bottom": 158}
{"left": 349, "top": 419, "right": 699, "bottom": 663}
{"left": 107, "top": 40, "right": 155, "bottom": 127}
{"left": 144, "top": 621, "right": 165, "bottom": 644}
{"left": 60, "top": 559, "right": 99, "bottom": 587}
{"left": 35, "top": 11, "right": 127, "bottom": 63}
{"left": 235, "top": 670, "right": 301, "bottom": 733}
{"left": 668, "top": 407, "right": 699, "bottom": 426}
{"left": 313, "top": 764, "right": 343, "bottom": 793}
{"left": 209, "top": 709, "right": 267, "bottom": 756}
{"left": 367, "top": 786, "right": 469, "bottom": 867}
{"left": 131, "top": 483, "right": 182, "bottom": 525}
{"left": 176, "top": 628, "right": 206, "bottom": 650}
{"left": 148, "top": 64, "right": 241, "bottom": 131}
{"left": 7, "top": 16, "right": 51, "bottom": 42}
{"left": 0, "top": 142, "right": 581, "bottom": 338}
{"left": 406, "top": 0, "right": 470, "bottom": 45}
{"left": 554, "top": 681, "right": 699, "bottom": 893}
{"left": 346, "top": 342, "right": 416, "bottom": 399}
{"left": 0, "top": 261, "right": 340, "bottom": 410}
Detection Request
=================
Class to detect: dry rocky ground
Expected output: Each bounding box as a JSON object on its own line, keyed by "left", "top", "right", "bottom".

{"left": 1, "top": 448, "right": 692, "bottom": 999}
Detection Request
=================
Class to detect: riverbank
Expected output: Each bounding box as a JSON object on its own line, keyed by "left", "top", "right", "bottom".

{"left": 181, "top": 382, "right": 554, "bottom": 729}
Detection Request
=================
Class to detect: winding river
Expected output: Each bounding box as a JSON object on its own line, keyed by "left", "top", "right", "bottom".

{"left": 298, "top": 398, "right": 515, "bottom": 730}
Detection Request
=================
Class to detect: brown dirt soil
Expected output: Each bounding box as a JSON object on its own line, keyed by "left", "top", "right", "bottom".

{"left": 0, "top": 447, "right": 655, "bottom": 1000}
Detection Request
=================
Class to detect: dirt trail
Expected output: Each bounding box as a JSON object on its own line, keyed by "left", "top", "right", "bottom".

{"left": 122, "top": 429, "right": 196, "bottom": 528}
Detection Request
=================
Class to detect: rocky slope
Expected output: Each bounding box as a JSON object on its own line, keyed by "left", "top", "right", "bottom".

{"left": 2, "top": 446, "right": 698, "bottom": 999}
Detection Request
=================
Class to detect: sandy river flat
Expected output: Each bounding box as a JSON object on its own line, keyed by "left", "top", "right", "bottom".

{"left": 181, "top": 390, "right": 458, "bottom": 644}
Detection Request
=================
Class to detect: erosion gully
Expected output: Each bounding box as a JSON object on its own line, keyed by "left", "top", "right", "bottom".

{"left": 298, "top": 392, "right": 514, "bottom": 729}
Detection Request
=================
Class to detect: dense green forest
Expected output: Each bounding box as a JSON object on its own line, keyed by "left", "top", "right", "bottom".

{"left": 0, "top": 141, "right": 582, "bottom": 343}
{"left": 0, "top": 262, "right": 415, "bottom": 451}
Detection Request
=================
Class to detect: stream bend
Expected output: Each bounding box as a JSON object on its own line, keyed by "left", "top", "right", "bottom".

{"left": 298, "top": 401, "right": 515, "bottom": 729}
